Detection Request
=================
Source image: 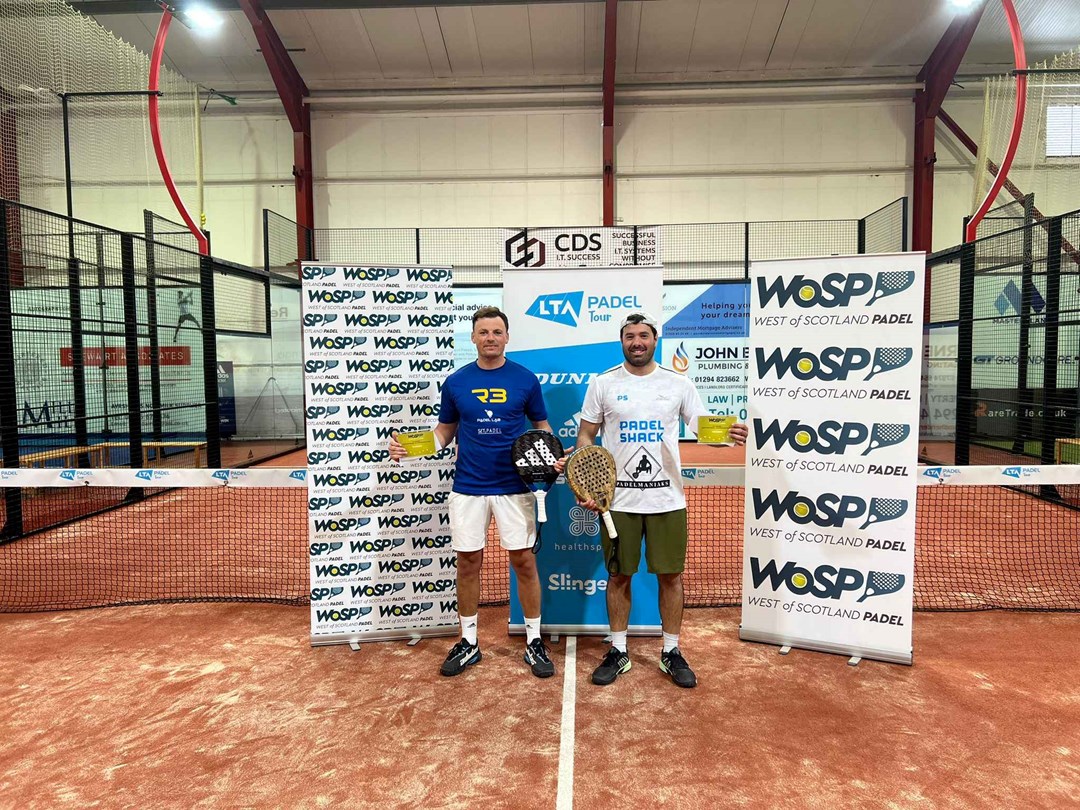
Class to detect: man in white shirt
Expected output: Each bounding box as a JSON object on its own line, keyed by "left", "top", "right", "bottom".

{"left": 574, "top": 312, "right": 747, "bottom": 688}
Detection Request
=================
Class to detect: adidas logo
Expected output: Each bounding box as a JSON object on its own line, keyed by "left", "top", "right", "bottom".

{"left": 516, "top": 441, "right": 559, "bottom": 468}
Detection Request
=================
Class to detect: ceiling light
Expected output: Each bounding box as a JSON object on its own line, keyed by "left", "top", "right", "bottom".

{"left": 181, "top": 4, "right": 224, "bottom": 31}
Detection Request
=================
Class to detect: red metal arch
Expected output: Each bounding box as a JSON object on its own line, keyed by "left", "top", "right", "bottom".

{"left": 965, "top": 0, "right": 1027, "bottom": 243}
{"left": 148, "top": 10, "right": 209, "bottom": 256}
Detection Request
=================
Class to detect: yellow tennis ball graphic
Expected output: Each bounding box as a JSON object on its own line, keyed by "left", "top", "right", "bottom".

{"left": 792, "top": 572, "right": 808, "bottom": 588}
{"left": 797, "top": 358, "right": 814, "bottom": 373}
{"left": 793, "top": 502, "right": 810, "bottom": 518}
{"left": 795, "top": 430, "right": 812, "bottom": 446}
{"left": 799, "top": 285, "right": 815, "bottom": 301}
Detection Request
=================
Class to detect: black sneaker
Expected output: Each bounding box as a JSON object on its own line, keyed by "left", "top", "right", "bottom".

{"left": 591, "top": 646, "right": 631, "bottom": 685}
{"left": 440, "top": 638, "right": 481, "bottom": 677}
{"left": 524, "top": 638, "right": 556, "bottom": 678}
{"left": 659, "top": 647, "right": 696, "bottom": 688}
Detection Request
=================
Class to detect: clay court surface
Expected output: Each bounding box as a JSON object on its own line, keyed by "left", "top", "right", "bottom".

{"left": 1, "top": 603, "right": 1078, "bottom": 809}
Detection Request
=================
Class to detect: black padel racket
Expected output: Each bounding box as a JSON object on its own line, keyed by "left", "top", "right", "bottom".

{"left": 565, "top": 445, "right": 619, "bottom": 574}
{"left": 511, "top": 430, "right": 564, "bottom": 554}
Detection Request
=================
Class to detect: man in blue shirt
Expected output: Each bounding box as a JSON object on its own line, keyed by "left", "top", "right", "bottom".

{"left": 389, "top": 306, "right": 556, "bottom": 679}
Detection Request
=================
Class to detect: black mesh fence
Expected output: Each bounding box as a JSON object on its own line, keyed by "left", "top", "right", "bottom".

{"left": 968, "top": 195, "right": 1033, "bottom": 242}
{"left": 863, "top": 198, "right": 908, "bottom": 254}
{"left": 265, "top": 199, "right": 907, "bottom": 285}
{"left": 264, "top": 210, "right": 313, "bottom": 278}
{"left": 925, "top": 207, "right": 1080, "bottom": 468}
{"left": 0, "top": 199, "right": 302, "bottom": 542}
{"left": 144, "top": 210, "right": 210, "bottom": 256}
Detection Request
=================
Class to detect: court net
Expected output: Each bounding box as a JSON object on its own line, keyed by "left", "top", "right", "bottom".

{"left": 1, "top": 465, "right": 1078, "bottom": 613}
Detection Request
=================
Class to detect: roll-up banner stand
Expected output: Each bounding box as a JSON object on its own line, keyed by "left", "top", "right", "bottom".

{"left": 503, "top": 266, "right": 664, "bottom": 636}
{"left": 741, "top": 253, "right": 924, "bottom": 665}
{"left": 300, "top": 263, "right": 459, "bottom": 647}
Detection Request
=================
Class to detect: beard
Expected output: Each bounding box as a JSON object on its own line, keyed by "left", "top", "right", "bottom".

{"left": 623, "top": 344, "right": 655, "bottom": 367}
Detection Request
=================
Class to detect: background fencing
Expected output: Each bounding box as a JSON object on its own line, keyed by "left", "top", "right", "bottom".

{"left": 264, "top": 198, "right": 907, "bottom": 284}
{"left": 924, "top": 200, "right": 1080, "bottom": 468}
{"left": 0, "top": 198, "right": 301, "bottom": 541}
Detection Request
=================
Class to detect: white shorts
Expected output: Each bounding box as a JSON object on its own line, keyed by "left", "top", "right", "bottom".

{"left": 448, "top": 491, "right": 536, "bottom": 553}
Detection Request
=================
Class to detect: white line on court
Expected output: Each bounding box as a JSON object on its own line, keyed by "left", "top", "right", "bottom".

{"left": 556, "top": 636, "right": 577, "bottom": 810}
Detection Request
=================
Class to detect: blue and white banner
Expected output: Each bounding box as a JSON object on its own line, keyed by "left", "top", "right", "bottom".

{"left": 742, "top": 253, "right": 924, "bottom": 665}
{"left": 504, "top": 267, "right": 663, "bottom": 635}
{"left": 662, "top": 283, "right": 750, "bottom": 436}
{"left": 300, "top": 264, "right": 459, "bottom": 647}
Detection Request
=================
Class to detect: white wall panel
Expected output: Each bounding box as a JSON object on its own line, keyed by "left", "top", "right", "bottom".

{"left": 56, "top": 95, "right": 993, "bottom": 270}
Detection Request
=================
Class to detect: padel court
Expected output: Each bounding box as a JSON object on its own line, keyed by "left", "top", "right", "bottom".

{"left": 2, "top": 1, "right": 1080, "bottom": 808}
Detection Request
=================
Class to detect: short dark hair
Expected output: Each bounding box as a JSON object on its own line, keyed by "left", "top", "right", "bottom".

{"left": 620, "top": 313, "right": 657, "bottom": 338}
{"left": 472, "top": 306, "right": 509, "bottom": 331}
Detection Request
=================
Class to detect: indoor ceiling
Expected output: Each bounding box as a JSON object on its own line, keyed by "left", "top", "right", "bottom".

{"left": 70, "top": 0, "right": 1080, "bottom": 103}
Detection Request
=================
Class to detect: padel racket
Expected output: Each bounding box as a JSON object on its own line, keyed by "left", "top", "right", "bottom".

{"left": 511, "top": 430, "right": 564, "bottom": 554}
{"left": 565, "top": 445, "right": 620, "bottom": 574}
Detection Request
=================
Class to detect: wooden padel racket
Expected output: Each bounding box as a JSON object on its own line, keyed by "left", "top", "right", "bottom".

{"left": 511, "top": 430, "right": 564, "bottom": 554}
{"left": 565, "top": 445, "right": 620, "bottom": 574}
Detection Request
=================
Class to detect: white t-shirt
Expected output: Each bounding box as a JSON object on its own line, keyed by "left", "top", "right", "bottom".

{"left": 579, "top": 364, "right": 709, "bottom": 514}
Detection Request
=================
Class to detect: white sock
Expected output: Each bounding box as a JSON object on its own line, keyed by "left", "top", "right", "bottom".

{"left": 460, "top": 614, "right": 478, "bottom": 646}
{"left": 525, "top": 616, "right": 541, "bottom": 644}
{"left": 610, "top": 630, "right": 628, "bottom": 653}
{"left": 662, "top": 632, "right": 679, "bottom": 653}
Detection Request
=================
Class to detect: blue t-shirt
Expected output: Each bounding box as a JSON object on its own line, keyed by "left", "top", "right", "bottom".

{"left": 439, "top": 359, "right": 547, "bottom": 495}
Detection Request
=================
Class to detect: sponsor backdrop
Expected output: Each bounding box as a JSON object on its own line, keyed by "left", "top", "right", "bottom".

{"left": 661, "top": 282, "right": 750, "bottom": 437}
{"left": 504, "top": 266, "right": 663, "bottom": 634}
{"left": 742, "top": 253, "right": 924, "bottom": 665}
{"left": 300, "top": 264, "right": 459, "bottom": 646}
{"left": 501, "top": 227, "right": 660, "bottom": 269}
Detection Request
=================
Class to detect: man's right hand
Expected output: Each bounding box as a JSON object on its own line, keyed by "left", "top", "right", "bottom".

{"left": 388, "top": 431, "right": 407, "bottom": 462}
{"left": 576, "top": 496, "right": 600, "bottom": 513}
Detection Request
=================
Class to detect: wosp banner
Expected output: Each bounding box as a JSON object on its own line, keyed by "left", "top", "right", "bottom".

{"left": 504, "top": 268, "right": 663, "bottom": 635}
{"left": 300, "top": 264, "right": 458, "bottom": 646}
{"left": 501, "top": 227, "right": 660, "bottom": 269}
{"left": 742, "top": 253, "right": 924, "bottom": 665}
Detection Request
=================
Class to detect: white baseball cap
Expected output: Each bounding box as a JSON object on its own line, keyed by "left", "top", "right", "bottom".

{"left": 619, "top": 311, "right": 658, "bottom": 331}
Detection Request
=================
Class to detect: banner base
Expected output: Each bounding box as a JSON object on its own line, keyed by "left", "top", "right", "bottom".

{"left": 311, "top": 626, "right": 457, "bottom": 647}
{"left": 739, "top": 627, "right": 912, "bottom": 666}
{"left": 509, "top": 623, "right": 661, "bottom": 637}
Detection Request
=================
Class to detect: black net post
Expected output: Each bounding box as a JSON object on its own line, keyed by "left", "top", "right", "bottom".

{"left": 743, "top": 221, "right": 750, "bottom": 278}
{"left": 262, "top": 209, "right": 270, "bottom": 274}
{"left": 955, "top": 240, "right": 976, "bottom": 465}
{"left": 143, "top": 224, "right": 164, "bottom": 445}
{"left": 1042, "top": 216, "right": 1063, "bottom": 467}
{"left": 92, "top": 234, "right": 112, "bottom": 439}
{"left": 0, "top": 201, "right": 22, "bottom": 539}
{"left": 200, "top": 255, "right": 221, "bottom": 468}
{"left": 415, "top": 228, "right": 421, "bottom": 265}
{"left": 857, "top": 217, "right": 866, "bottom": 254}
{"left": 120, "top": 233, "right": 144, "bottom": 502}
{"left": 1015, "top": 195, "right": 1036, "bottom": 454}
{"left": 901, "top": 197, "right": 909, "bottom": 251}
{"left": 66, "top": 254, "right": 89, "bottom": 461}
